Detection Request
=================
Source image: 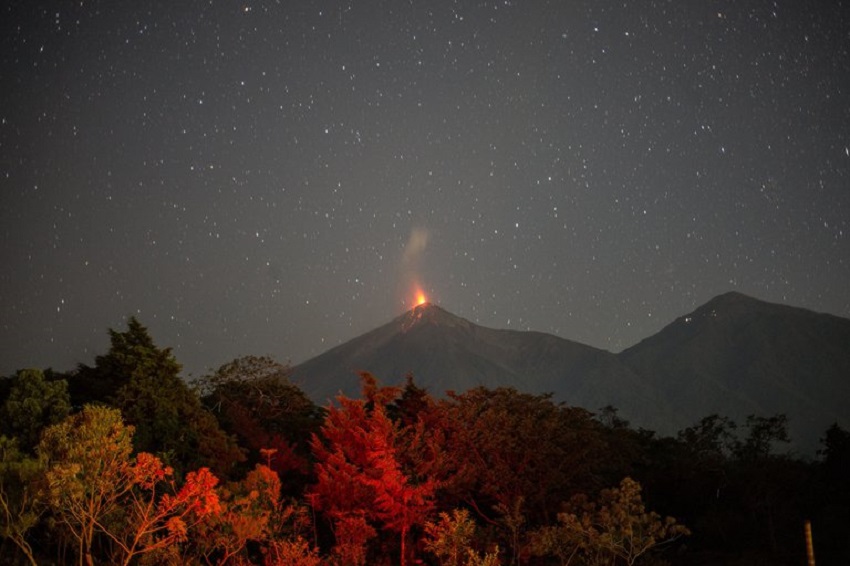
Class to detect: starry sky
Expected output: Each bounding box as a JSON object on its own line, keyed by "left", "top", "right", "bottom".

{"left": 2, "top": 1, "right": 849, "bottom": 379}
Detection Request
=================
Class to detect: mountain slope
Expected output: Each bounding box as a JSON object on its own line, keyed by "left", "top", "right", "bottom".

{"left": 292, "top": 294, "right": 850, "bottom": 454}
{"left": 619, "top": 292, "right": 850, "bottom": 451}
{"left": 293, "top": 303, "right": 672, "bottom": 430}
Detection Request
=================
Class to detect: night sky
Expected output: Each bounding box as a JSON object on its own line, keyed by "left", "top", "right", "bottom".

{"left": 2, "top": 1, "right": 848, "bottom": 379}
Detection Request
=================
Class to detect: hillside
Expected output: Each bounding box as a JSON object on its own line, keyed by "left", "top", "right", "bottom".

{"left": 619, "top": 291, "right": 850, "bottom": 451}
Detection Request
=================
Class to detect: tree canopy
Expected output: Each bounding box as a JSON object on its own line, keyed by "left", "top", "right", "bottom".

{"left": 0, "top": 319, "right": 847, "bottom": 564}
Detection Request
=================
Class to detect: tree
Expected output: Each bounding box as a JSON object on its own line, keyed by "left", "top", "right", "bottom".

{"left": 388, "top": 374, "right": 432, "bottom": 427}
{"left": 360, "top": 402, "right": 435, "bottom": 566}
{"left": 813, "top": 423, "right": 850, "bottom": 563}
{"left": 670, "top": 414, "right": 738, "bottom": 508}
{"left": 425, "top": 509, "right": 477, "bottom": 566}
{"left": 0, "top": 436, "right": 46, "bottom": 566}
{"left": 659, "top": 414, "right": 738, "bottom": 526}
{"left": 730, "top": 414, "right": 801, "bottom": 556}
{"left": 264, "top": 536, "right": 324, "bottom": 566}
{"left": 190, "top": 462, "right": 313, "bottom": 565}
{"left": 531, "top": 477, "right": 689, "bottom": 566}
{"left": 68, "top": 317, "right": 159, "bottom": 406}
{"left": 38, "top": 405, "right": 135, "bottom": 566}
{"left": 1, "top": 368, "right": 71, "bottom": 452}
{"left": 83, "top": 317, "right": 244, "bottom": 476}
{"left": 432, "top": 388, "right": 605, "bottom": 530}
{"left": 819, "top": 423, "right": 850, "bottom": 500}
{"left": 424, "top": 508, "right": 499, "bottom": 566}
{"left": 310, "top": 373, "right": 435, "bottom": 566}
{"left": 677, "top": 414, "right": 738, "bottom": 458}
{"left": 330, "top": 512, "right": 376, "bottom": 566}
{"left": 735, "top": 414, "right": 790, "bottom": 460}
{"left": 310, "top": 393, "right": 380, "bottom": 519}
{"left": 38, "top": 405, "right": 223, "bottom": 566}
{"left": 196, "top": 355, "right": 323, "bottom": 484}
{"left": 107, "top": 456, "right": 222, "bottom": 566}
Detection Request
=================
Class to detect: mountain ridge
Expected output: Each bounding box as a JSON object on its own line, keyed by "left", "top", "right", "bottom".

{"left": 294, "top": 302, "right": 674, "bottom": 431}
{"left": 292, "top": 293, "right": 850, "bottom": 453}
{"left": 619, "top": 292, "right": 850, "bottom": 451}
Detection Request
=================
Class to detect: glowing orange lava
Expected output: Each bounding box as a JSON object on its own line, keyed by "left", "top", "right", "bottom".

{"left": 415, "top": 289, "right": 427, "bottom": 306}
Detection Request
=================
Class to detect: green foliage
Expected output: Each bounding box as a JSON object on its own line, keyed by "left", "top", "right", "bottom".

{"left": 37, "top": 405, "right": 228, "bottom": 566}
{"left": 87, "top": 317, "right": 244, "bottom": 476}
{"left": 1, "top": 368, "right": 71, "bottom": 452}
{"left": 196, "top": 355, "right": 324, "bottom": 483}
{"left": 68, "top": 316, "right": 164, "bottom": 406}
{"left": 194, "top": 354, "right": 293, "bottom": 397}
{"left": 530, "top": 519, "right": 582, "bottom": 566}
{"left": 424, "top": 508, "right": 488, "bottom": 566}
{"left": 5, "top": 315, "right": 849, "bottom": 564}
{"left": 531, "top": 477, "right": 689, "bottom": 566}
{"left": 0, "top": 436, "right": 46, "bottom": 566}
{"left": 38, "top": 405, "right": 136, "bottom": 565}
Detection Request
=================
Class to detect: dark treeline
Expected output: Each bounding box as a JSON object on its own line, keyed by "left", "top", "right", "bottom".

{"left": 0, "top": 317, "right": 848, "bottom": 565}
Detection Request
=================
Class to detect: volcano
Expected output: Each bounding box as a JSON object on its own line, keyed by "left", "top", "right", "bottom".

{"left": 292, "top": 295, "right": 850, "bottom": 454}
{"left": 292, "top": 302, "right": 673, "bottom": 432}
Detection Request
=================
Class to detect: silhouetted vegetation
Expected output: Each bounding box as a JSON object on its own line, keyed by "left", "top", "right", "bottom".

{"left": 0, "top": 318, "right": 848, "bottom": 565}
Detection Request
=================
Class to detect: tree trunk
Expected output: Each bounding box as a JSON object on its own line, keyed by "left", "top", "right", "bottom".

{"left": 400, "top": 526, "right": 407, "bottom": 566}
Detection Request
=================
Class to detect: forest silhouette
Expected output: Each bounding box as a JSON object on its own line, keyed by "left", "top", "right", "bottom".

{"left": 1, "top": 317, "right": 847, "bottom": 565}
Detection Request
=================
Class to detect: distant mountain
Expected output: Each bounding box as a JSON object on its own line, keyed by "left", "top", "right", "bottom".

{"left": 292, "top": 294, "right": 850, "bottom": 454}
{"left": 293, "top": 303, "right": 673, "bottom": 431}
{"left": 619, "top": 291, "right": 850, "bottom": 452}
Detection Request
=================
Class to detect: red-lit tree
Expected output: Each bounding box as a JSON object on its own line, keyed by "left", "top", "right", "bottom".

{"left": 189, "top": 461, "right": 315, "bottom": 565}
{"left": 115, "top": 462, "right": 221, "bottom": 565}
{"left": 361, "top": 398, "right": 435, "bottom": 565}
{"left": 310, "top": 373, "right": 435, "bottom": 566}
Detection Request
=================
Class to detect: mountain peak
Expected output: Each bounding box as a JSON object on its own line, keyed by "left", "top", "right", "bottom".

{"left": 705, "top": 290, "right": 761, "bottom": 307}
{"left": 693, "top": 291, "right": 812, "bottom": 322}
{"left": 400, "top": 302, "right": 472, "bottom": 332}
{"left": 712, "top": 290, "right": 752, "bottom": 302}
{"left": 294, "top": 299, "right": 650, "bottom": 423}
